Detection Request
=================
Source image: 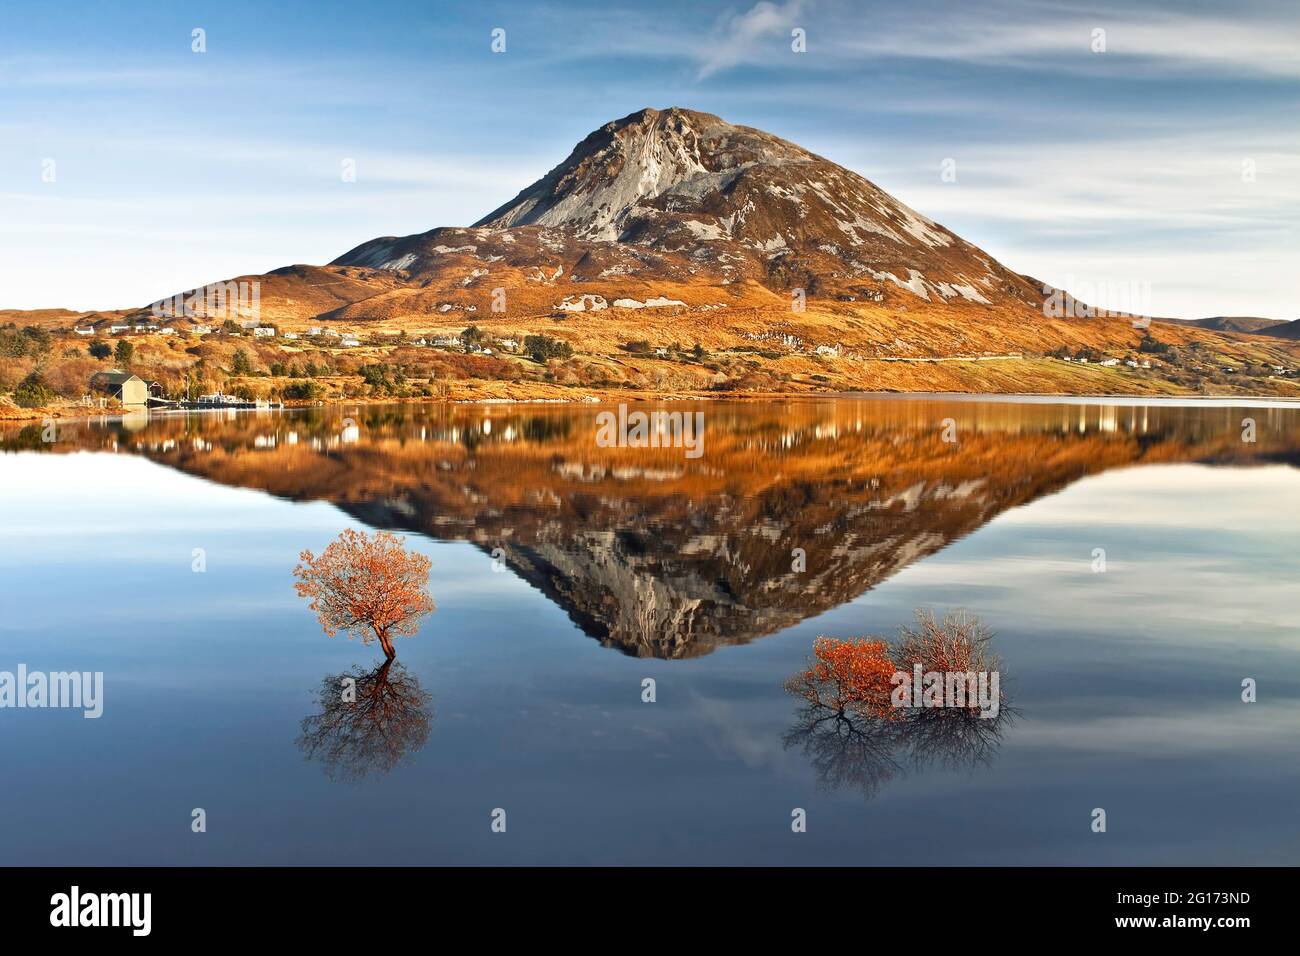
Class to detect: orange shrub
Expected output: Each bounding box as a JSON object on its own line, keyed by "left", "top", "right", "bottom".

{"left": 784, "top": 637, "right": 900, "bottom": 719}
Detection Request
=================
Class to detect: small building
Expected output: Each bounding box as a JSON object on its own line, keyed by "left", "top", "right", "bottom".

{"left": 282, "top": 332, "right": 299, "bottom": 340}
{"left": 73, "top": 326, "right": 95, "bottom": 336}
{"left": 110, "top": 324, "right": 130, "bottom": 335}
{"left": 1099, "top": 358, "right": 1120, "bottom": 367}
{"left": 90, "top": 371, "right": 150, "bottom": 407}
{"left": 191, "top": 324, "right": 213, "bottom": 335}
{"left": 340, "top": 335, "right": 360, "bottom": 347}
{"left": 252, "top": 326, "right": 276, "bottom": 338}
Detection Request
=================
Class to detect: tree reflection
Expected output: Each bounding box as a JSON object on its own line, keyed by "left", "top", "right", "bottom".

{"left": 298, "top": 659, "right": 433, "bottom": 782}
{"left": 782, "top": 708, "right": 905, "bottom": 801}
{"left": 782, "top": 700, "right": 1013, "bottom": 801}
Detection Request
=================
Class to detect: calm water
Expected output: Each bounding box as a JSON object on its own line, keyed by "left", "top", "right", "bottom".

{"left": 1, "top": 397, "right": 1298, "bottom": 865}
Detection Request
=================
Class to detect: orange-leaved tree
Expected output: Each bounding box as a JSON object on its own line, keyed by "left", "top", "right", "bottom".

{"left": 293, "top": 529, "right": 434, "bottom": 660}
{"left": 783, "top": 637, "right": 900, "bottom": 720}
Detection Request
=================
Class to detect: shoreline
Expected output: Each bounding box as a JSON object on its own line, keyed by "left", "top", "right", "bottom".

{"left": 6, "top": 387, "right": 1300, "bottom": 429}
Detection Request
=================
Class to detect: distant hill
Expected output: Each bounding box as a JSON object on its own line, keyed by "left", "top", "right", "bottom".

{"left": 1184, "top": 316, "right": 1291, "bottom": 334}
{"left": 1257, "top": 318, "right": 1300, "bottom": 340}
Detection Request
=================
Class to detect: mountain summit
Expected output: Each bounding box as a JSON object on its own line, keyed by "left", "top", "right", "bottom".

{"left": 473, "top": 107, "right": 818, "bottom": 240}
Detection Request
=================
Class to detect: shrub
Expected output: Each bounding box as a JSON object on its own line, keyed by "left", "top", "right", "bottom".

{"left": 784, "top": 638, "right": 899, "bottom": 719}
{"left": 283, "top": 380, "right": 322, "bottom": 400}
{"left": 524, "top": 334, "right": 573, "bottom": 362}
{"left": 13, "top": 372, "right": 56, "bottom": 408}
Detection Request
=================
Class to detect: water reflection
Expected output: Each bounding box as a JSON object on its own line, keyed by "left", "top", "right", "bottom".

{"left": 782, "top": 700, "right": 1014, "bottom": 801}
{"left": 6, "top": 398, "right": 1299, "bottom": 658}
{"left": 298, "top": 660, "right": 433, "bottom": 783}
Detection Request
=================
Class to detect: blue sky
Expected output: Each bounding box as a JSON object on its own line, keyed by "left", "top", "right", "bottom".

{"left": 1, "top": 0, "right": 1296, "bottom": 318}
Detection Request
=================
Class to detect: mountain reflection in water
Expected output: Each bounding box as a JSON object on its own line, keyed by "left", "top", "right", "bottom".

{"left": 7, "top": 398, "right": 1299, "bottom": 658}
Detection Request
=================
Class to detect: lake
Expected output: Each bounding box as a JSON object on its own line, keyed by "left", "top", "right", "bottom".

{"left": 2, "top": 396, "right": 1298, "bottom": 865}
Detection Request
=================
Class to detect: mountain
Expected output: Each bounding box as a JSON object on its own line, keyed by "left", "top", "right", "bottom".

{"left": 455, "top": 107, "right": 1040, "bottom": 308}
{"left": 1184, "top": 316, "right": 1291, "bottom": 334}
{"left": 331, "top": 107, "right": 1042, "bottom": 311}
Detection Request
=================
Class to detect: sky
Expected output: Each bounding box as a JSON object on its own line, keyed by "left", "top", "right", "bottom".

{"left": 0, "top": 0, "right": 1296, "bottom": 318}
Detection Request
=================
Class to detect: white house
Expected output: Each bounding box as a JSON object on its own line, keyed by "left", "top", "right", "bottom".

{"left": 110, "top": 324, "right": 130, "bottom": 334}
{"left": 340, "top": 335, "right": 360, "bottom": 347}
{"left": 191, "top": 325, "right": 213, "bottom": 335}
{"left": 252, "top": 326, "right": 276, "bottom": 338}
{"left": 282, "top": 332, "right": 299, "bottom": 340}
{"left": 74, "top": 326, "right": 95, "bottom": 336}
{"left": 1099, "top": 358, "right": 1119, "bottom": 367}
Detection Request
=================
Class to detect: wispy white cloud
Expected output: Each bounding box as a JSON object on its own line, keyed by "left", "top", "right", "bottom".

{"left": 831, "top": 2, "right": 1300, "bottom": 79}
{"left": 697, "top": 0, "right": 807, "bottom": 78}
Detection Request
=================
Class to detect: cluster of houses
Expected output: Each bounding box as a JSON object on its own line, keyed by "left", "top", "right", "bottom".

{"left": 1059, "top": 355, "right": 1153, "bottom": 369}
{"left": 77, "top": 322, "right": 176, "bottom": 336}
{"left": 74, "top": 319, "right": 533, "bottom": 356}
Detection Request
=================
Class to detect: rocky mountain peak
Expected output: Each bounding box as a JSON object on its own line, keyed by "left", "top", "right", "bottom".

{"left": 472, "top": 106, "right": 816, "bottom": 241}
